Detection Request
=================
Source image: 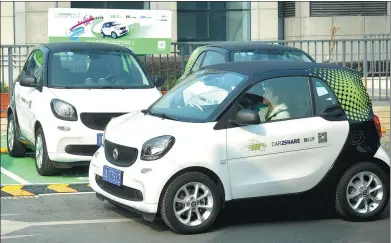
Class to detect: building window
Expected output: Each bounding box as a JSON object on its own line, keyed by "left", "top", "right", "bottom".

{"left": 177, "top": 1, "right": 251, "bottom": 42}
{"left": 310, "top": 1, "right": 387, "bottom": 17}
{"left": 278, "top": 1, "right": 295, "bottom": 18}
{"left": 71, "top": 1, "right": 150, "bottom": 10}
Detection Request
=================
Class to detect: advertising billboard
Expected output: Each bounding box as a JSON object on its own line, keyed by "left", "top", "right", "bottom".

{"left": 48, "top": 8, "right": 172, "bottom": 54}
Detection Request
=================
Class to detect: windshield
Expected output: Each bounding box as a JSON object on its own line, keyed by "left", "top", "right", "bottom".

{"left": 49, "top": 50, "right": 153, "bottom": 89}
{"left": 231, "top": 49, "right": 314, "bottom": 62}
{"left": 148, "top": 70, "right": 247, "bottom": 122}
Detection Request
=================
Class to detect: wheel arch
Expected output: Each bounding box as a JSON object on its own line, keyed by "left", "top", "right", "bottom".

{"left": 371, "top": 157, "right": 390, "bottom": 176}
{"left": 157, "top": 166, "right": 227, "bottom": 212}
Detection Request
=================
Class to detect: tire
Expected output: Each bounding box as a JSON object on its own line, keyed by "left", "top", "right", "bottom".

{"left": 101, "top": 32, "right": 105, "bottom": 38}
{"left": 160, "top": 172, "right": 222, "bottom": 234}
{"left": 335, "top": 162, "right": 390, "bottom": 222}
{"left": 111, "top": 32, "right": 117, "bottom": 39}
{"left": 35, "top": 127, "right": 56, "bottom": 176}
{"left": 7, "top": 115, "right": 27, "bottom": 157}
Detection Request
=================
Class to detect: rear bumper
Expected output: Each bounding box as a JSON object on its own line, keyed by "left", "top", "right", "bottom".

{"left": 374, "top": 145, "right": 390, "bottom": 167}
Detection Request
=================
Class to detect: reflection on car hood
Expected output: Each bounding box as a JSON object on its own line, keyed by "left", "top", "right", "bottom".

{"left": 49, "top": 88, "right": 161, "bottom": 113}
{"left": 104, "top": 111, "right": 191, "bottom": 148}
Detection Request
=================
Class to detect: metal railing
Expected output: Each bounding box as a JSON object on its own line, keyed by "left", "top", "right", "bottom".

{"left": 1, "top": 38, "right": 390, "bottom": 115}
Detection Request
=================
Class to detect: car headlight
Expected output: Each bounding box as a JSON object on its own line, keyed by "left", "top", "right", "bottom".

{"left": 141, "top": 135, "right": 175, "bottom": 161}
{"left": 50, "top": 99, "right": 77, "bottom": 121}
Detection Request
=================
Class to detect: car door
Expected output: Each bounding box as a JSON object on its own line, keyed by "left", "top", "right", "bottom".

{"left": 102, "top": 23, "right": 110, "bottom": 35}
{"left": 225, "top": 75, "right": 349, "bottom": 199}
{"left": 16, "top": 49, "right": 44, "bottom": 142}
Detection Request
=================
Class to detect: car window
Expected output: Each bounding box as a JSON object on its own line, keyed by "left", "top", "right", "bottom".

{"left": 311, "top": 77, "right": 339, "bottom": 114}
{"left": 201, "top": 51, "right": 225, "bottom": 68}
{"left": 149, "top": 69, "right": 247, "bottom": 122}
{"left": 190, "top": 52, "right": 206, "bottom": 73}
{"left": 231, "top": 50, "right": 314, "bottom": 62}
{"left": 237, "top": 76, "right": 312, "bottom": 122}
{"left": 49, "top": 50, "right": 152, "bottom": 89}
{"left": 24, "top": 49, "right": 44, "bottom": 84}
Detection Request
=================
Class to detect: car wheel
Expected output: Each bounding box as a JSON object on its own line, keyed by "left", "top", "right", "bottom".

{"left": 7, "top": 115, "right": 27, "bottom": 157}
{"left": 35, "top": 127, "right": 56, "bottom": 176}
{"left": 111, "top": 32, "right": 117, "bottom": 39}
{"left": 101, "top": 32, "right": 105, "bottom": 38}
{"left": 160, "top": 172, "right": 222, "bottom": 234}
{"left": 335, "top": 162, "right": 389, "bottom": 221}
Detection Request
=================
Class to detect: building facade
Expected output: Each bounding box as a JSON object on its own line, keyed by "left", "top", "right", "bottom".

{"left": 1, "top": 1, "right": 390, "bottom": 46}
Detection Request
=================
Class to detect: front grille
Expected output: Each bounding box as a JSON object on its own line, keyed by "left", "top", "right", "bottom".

{"left": 120, "top": 27, "right": 126, "bottom": 30}
{"left": 104, "top": 139, "right": 138, "bottom": 167}
{"left": 80, "top": 113, "right": 126, "bottom": 131}
{"left": 95, "top": 175, "right": 143, "bottom": 201}
{"left": 65, "top": 145, "right": 100, "bottom": 156}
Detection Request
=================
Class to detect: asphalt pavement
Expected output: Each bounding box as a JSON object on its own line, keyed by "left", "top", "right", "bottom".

{"left": 1, "top": 193, "right": 390, "bottom": 243}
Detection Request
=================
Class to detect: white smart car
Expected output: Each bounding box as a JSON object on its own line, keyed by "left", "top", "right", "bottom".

{"left": 7, "top": 42, "right": 165, "bottom": 176}
{"left": 101, "top": 21, "right": 128, "bottom": 39}
{"left": 89, "top": 61, "right": 390, "bottom": 234}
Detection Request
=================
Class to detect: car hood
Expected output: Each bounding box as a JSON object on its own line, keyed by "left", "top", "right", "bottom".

{"left": 114, "top": 24, "right": 126, "bottom": 28}
{"left": 105, "top": 111, "right": 196, "bottom": 148}
{"left": 49, "top": 88, "right": 161, "bottom": 113}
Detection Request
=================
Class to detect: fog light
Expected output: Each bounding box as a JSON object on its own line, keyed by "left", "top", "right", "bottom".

{"left": 141, "top": 168, "right": 152, "bottom": 174}
{"left": 136, "top": 190, "right": 143, "bottom": 200}
{"left": 58, "top": 126, "right": 70, "bottom": 131}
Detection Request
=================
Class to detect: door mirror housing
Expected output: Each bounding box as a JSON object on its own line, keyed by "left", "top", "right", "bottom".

{"left": 19, "top": 74, "right": 37, "bottom": 87}
{"left": 154, "top": 76, "right": 166, "bottom": 88}
{"left": 229, "top": 109, "right": 261, "bottom": 126}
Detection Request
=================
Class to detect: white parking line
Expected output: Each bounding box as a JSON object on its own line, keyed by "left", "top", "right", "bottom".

{"left": 0, "top": 167, "right": 31, "bottom": 185}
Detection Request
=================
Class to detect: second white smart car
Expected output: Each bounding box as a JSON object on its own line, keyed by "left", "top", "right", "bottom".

{"left": 89, "top": 61, "right": 390, "bottom": 234}
{"left": 7, "top": 42, "right": 164, "bottom": 175}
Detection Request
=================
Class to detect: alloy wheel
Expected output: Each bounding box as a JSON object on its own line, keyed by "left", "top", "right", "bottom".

{"left": 173, "top": 182, "right": 214, "bottom": 227}
{"left": 7, "top": 121, "right": 14, "bottom": 151}
{"left": 35, "top": 134, "right": 44, "bottom": 169}
{"left": 346, "top": 171, "right": 384, "bottom": 214}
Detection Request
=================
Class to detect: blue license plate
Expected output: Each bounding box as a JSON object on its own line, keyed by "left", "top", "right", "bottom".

{"left": 97, "top": 133, "right": 103, "bottom": 146}
{"left": 103, "top": 165, "right": 123, "bottom": 186}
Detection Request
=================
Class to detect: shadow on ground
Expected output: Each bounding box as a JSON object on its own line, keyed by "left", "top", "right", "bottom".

{"left": 105, "top": 194, "right": 390, "bottom": 233}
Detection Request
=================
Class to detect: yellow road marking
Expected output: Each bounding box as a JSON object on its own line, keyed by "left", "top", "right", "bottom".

{"left": 1, "top": 185, "right": 34, "bottom": 196}
{"left": 47, "top": 184, "right": 78, "bottom": 193}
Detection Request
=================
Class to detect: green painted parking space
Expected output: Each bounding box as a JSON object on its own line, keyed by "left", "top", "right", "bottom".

{"left": 1, "top": 134, "right": 6, "bottom": 148}
{"left": 0, "top": 172, "right": 19, "bottom": 185}
{"left": 1, "top": 154, "right": 89, "bottom": 185}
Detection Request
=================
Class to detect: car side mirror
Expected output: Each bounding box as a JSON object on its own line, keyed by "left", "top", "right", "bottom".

{"left": 229, "top": 109, "right": 261, "bottom": 126}
{"left": 154, "top": 76, "right": 166, "bottom": 88}
{"left": 19, "top": 74, "right": 37, "bottom": 87}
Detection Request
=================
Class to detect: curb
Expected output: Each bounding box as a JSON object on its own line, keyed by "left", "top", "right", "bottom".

{"left": 0, "top": 183, "right": 93, "bottom": 197}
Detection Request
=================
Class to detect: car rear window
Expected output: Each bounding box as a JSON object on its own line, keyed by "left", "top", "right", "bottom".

{"left": 231, "top": 49, "right": 314, "bottom": 62}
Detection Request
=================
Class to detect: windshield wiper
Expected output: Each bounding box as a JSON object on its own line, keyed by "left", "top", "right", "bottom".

{"left": 141, "top": 109, "right": 151, "bottom": 115}
{"left": 150, "top": 111, "right": 179, "bottom": 121}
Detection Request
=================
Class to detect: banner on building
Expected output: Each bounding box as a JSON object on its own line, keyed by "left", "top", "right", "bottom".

{"left": 48, "top": 8, "right": 172, "bottom": 54}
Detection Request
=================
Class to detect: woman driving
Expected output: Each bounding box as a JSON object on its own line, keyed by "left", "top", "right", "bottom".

{"left": 258, "top": 81, "right": 291, "bottom": 122}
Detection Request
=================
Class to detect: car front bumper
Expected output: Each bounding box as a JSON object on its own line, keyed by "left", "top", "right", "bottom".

{"left": 44, "top": 119, "right": 104, "bottom": 163}
{"left": 116, "top": 29, "right": 128, "bottom": 36}
{"left": 88, "top": 146, "right": 182, "bottom": 214}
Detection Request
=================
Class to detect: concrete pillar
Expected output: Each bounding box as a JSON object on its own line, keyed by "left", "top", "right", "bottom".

{"left": 252, "top": 2, "right": 279, "bottom": 41}
{"left": 0, "top": 2, "right": 15, "bottom": 45}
